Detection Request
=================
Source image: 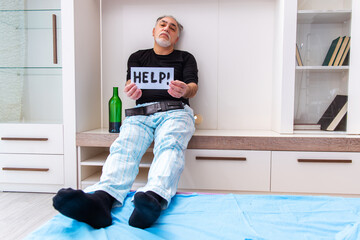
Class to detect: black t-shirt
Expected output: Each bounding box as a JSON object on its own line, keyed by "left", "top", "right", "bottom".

{"left": 126, "top": 49, "right": 198, "bottom": 105}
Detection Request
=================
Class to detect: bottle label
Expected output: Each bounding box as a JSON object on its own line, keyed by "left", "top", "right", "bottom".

{"left": 109, "top": 122, "right": 121, "bottom": 133}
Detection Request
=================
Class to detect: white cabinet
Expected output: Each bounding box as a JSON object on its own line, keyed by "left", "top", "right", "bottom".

{"left": 294, "top": 0, "right": 360, "bottom": 134}
{"left": 67, "top": 0, "right": 360, "bottom": 195}
{"left": 76, "top": 131, "right": 360, "bottom": 195}
{"left": 179, "top": 150, "right": 271, "bottom": 192}
{"left": 1, "top": 0, "right": 359, "bottom": 194}
{"left": 0, "top": 0, "right": 76, "bottom": 192}
{"left": 271, "top": 151, "right": 360, "bottom": 194}
{"left": 0, "top": 0, "right": 62, "bottom": 124}
{"left": 0, "top": 124, "right": 64, "bottom": 191}
{"left": 77, "top": 147, "right": 272, "bottom": 193}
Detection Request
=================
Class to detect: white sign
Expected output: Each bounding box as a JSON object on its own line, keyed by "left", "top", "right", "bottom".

{"left": 131, "top": 67, "right": 173, "bottom": 89}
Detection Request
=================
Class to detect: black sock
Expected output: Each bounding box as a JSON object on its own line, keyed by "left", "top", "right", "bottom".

{"left": 128, "top": 191, "right": 164, "bottom": 229}
{"left": 146, "top": 191, "right": 164, "bottom": 203}
{"left": 52, "top": 188, "right": 114, "bottom": 229}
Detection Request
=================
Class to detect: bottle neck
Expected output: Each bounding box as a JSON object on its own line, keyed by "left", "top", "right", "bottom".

{"left": 113, "top": 87, "right": 118, "bottom": 97}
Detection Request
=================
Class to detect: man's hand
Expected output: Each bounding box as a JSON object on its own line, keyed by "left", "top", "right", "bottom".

{"left": 168, "top": 80, "right": 198, "bottom": 99}
{"left": 124, "top": 81, "right": 142, "bottom": 100}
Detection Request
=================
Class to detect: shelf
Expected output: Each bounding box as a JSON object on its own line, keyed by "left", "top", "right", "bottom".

{"left": 81, "top": 152, "right": 107, "bottom": 166}
{"left": 140, "top": 152, "right": 153, "bottom": 167}
{"left": 297, "top": 10, "right": 351, "bottom": 24}
{"left": 131, "top": 169, "right": 148, "bottom": 189}
{"left": 0, "top": 120, "right": 63, "bottom": 124}
{"left": 0, "top": 67, "right": 62, "bottom": 76}
{"left": 82, "top": 171, "right": 101, "bottom": 185}
{"left": 81, "top": 169, "right": 148, "bottom": 189}
{"left": 77, "top": 128, "right": 360, "bottom": 152}
{"left": 0, "top": 9, "right": 61, "bottom": 30}
{"left": 0, "top": 9, "right": 61, "bottom": 12}
{"left": 293, "top": 130, "right": 347, "bottom": 135}
{"left": 296, "top": 66, "right": 349, "bottom": 72}
{"left": 81, "top": 151, "right": 153, "bottom": 168}
{"left": 0, "top": 67, "right": 62, "bottom": 69}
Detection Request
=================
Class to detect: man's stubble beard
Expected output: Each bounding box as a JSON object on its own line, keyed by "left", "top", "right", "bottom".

{"left": 155, "top": 32, "right": 172, "bottom": 47}
{"left": 155, "top": 37, "right": 171, "bottom": 48}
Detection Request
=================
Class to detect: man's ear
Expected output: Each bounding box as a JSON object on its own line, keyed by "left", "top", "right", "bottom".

{"left": 174, "top": 36, "right": 179, "bottom": 44}
{"left": 152, "top": 28, "right": 155, "bottom": 37}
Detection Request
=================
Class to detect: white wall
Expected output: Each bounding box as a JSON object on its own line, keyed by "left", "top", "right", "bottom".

{"left": 217, "top": 0, "right": 275, "bottom": 130}
{"left": 101, "top": 0, "right": 276, "bottom": 131}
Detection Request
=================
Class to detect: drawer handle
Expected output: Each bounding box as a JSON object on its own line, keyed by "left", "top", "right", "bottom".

{"left": 196, "top": 156, "right": 247, "bottom": 161}
{"left": 2, "top": 167, "right": 50, "bottom": 172}
{"left": 297, "top": 159, "right": 352, "bottom": 163}
{"left": 1, "top": 137, "right": 48, "bottom": 141}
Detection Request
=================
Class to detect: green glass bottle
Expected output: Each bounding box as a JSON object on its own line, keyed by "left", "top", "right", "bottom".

{"left": 109, "top": 87, "right": 122, "bottom": 133}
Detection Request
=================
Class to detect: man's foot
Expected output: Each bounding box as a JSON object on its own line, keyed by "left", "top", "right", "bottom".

{"left": 53, "top": 188, "right": 114, "bottom": 229}
{"left": 128, "top": 191, "right": 163, "bottom": 229}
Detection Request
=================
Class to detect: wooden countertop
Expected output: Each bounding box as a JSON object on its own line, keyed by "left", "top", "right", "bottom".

{"left": 77, "top": 129, "right": 360, "bottom": 152}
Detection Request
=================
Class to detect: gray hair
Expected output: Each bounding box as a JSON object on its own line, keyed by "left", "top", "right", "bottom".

{"left": 155, "top": 15, "right": 183, "bottom": 36}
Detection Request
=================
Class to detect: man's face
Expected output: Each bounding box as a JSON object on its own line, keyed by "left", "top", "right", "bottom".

{"left": 153, "top": 17, "right": 179, "bottom": 48}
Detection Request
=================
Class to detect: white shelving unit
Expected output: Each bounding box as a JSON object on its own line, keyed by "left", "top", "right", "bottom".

{"left": 0, "top": 0, "right": 77, "bottom": 192}
{"left": 62, "top": 0, "right": 360, "bottom": 193}
{"left": 294, "top": 0, "right": 357, "bottom": 130}
{"left": 78, "top": 148, "right": 153, "bottom": 190}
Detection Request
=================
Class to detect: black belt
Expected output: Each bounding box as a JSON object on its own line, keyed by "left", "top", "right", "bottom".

{"left": 125, "top": 101, "right": 185, "bottom": 117}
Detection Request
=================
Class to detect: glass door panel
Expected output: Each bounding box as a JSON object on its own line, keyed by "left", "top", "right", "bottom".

{"left": 0, "top": 0, "right": 62, "bottom": 123}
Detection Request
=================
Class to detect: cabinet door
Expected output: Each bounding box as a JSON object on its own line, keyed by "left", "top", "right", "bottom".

{"left": 271, "top": 151, "right": 360, "bottom": 194}
{"left": 178, "top": 149, "right": 271, "bottom": 192}
{"left": 294, "top": 0, "right": 352, "bottom": 131}
{"left": 0, "top": 8, "right": 61, "bottom": 67}
{"left": 25, "top": 10, "right": 62, "bottom": 67}
{"left": 0, "top": 2, "right": 62, "bottom": 124}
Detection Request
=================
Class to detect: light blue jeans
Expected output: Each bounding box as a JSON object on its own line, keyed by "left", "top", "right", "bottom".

{"left": 85, "top": 103, "right": 195, "bottom": 208}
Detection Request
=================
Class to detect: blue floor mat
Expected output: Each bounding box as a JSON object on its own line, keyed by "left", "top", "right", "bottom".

{"left": 25, "top": 192, "right": 360, "bottom": 240}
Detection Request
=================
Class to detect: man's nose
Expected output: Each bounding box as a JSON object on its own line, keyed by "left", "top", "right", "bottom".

{"left": 163, "top": 25, "right": 169, "bottom": 32}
